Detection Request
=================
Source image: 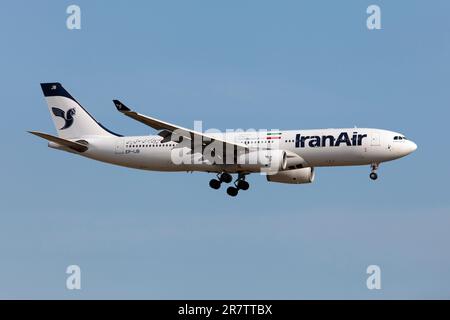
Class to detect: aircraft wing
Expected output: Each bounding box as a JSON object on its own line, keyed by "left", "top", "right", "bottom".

{"left": 113, "top": 100, "right": 249, "bottom": 153}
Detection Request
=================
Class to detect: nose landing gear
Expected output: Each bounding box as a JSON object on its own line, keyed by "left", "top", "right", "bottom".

{"left": 370, "top": 163, "right": 379, "bottom": 180}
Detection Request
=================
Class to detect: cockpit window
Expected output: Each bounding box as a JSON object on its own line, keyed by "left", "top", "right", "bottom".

{"left": 394, "top": 136, "right": 399, "bottom": 140}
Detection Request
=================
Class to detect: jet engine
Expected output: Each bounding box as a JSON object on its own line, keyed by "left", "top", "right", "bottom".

{"left": 266, "top": 167, "right": 315, "bottom": 184}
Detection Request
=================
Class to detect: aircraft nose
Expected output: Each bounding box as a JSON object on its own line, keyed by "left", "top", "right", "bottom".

{"left": 395, "top": 140, "right": 417, "bottom": 158}
{"left": 408, "top": 141, "right": 418, "bottom": 154}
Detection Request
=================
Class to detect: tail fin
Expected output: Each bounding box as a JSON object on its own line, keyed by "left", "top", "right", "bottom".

{"left": 40, "top": 83, "right": 121, "bottom": 139}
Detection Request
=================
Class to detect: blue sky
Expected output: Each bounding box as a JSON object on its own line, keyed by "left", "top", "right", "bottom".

{"left": 0, "top": 0, "right": 449, "bottom": 299}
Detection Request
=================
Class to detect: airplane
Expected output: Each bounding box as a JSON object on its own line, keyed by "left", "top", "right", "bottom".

{"left": 29, "top": 83, "right": 417, "bottom": 197}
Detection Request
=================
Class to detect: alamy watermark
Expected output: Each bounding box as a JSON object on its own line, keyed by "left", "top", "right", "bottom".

{"left": 66, "top": 265, "right": 81, "bottom": 290}
{"left": 367, "top": 5, "right": 381, "bottom": 30}
{"left": 121, "top": 121, "right": 287, "bottom": 175}
{"left": 366, "top": 265, "right": 381, "bottom": 290}
{"left": 66, "top": 5, "right": 81, "bottom": 30}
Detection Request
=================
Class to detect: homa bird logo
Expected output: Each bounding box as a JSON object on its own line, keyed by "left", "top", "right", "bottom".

{"left": 52, "top": 107, "right": 76, "bottom": 130}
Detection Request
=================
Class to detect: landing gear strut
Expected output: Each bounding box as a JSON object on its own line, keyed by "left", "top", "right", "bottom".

{"left": 209, "top": 172, "right": 233, "bottom": 190}
{"left": 226, "top": 173, "right": 250, "bottom": 197}
{"left": 370, "top": 163, "right": 379, "bottom": 181}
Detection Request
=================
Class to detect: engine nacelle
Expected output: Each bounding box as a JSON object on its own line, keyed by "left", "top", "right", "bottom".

{"left": 237, "top": 150, "right": 287, "bottom": 172}
{"left": 266, "top": 167, "right": 315, "bottom": 184}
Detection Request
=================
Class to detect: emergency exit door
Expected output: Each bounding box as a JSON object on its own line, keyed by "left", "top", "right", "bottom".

{"left": 371, "top": 133, "right": 380, "bottom": 146}
{"left": 115, "top": 140, "right": 125, "bottom": 154}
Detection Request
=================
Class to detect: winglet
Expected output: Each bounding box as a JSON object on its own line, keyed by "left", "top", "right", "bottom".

{"left": 113, "top": 100, "right": 131, "bottom": 112}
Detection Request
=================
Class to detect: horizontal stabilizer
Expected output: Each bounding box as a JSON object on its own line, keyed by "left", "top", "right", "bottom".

{"left": 28, "top": 131, "right": 88, "bottom": 152}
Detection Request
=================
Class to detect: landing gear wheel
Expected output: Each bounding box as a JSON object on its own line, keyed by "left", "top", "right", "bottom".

{"left": 209, "top": 179, "right": 221, "bottom": 189}
{"left": 220, "top": 173, "right": 232, "bottom": 183}
{"left": 236, "top": 180, "right": 249, "bottom": 191}
{"left": 226, "top": 186, "right": 239, "bottom": 197}
{"left": 369, "top": 163, "right": 379, "bottom": 181}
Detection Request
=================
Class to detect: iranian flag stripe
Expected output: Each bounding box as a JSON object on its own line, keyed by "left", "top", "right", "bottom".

{"left": 266, "top": 132, "right": 282, "bottom": 139}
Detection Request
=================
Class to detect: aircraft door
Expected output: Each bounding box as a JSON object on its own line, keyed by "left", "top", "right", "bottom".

{"left": 370, "top": 133, "right": 380, "bottom": 146}
{"left": 115, "top": 139, "right": 125, "bottom": 154}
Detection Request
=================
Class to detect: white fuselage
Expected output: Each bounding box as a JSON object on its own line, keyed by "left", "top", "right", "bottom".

{"left": 53, "top": 128, "right": 417, "bottom": 173}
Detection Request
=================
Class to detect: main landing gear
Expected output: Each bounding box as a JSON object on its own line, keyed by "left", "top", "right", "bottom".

{"left": 209, "top": 173, "right": 249, "bottom": 196}
{"left": 209, "top": 172, "right": 232, "bottom": 189}
{"left": 370, "top": 163, "right": 379, "bottom": 180}
{"left": 226, "top": 174, "right": 249, "bottom": 197}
